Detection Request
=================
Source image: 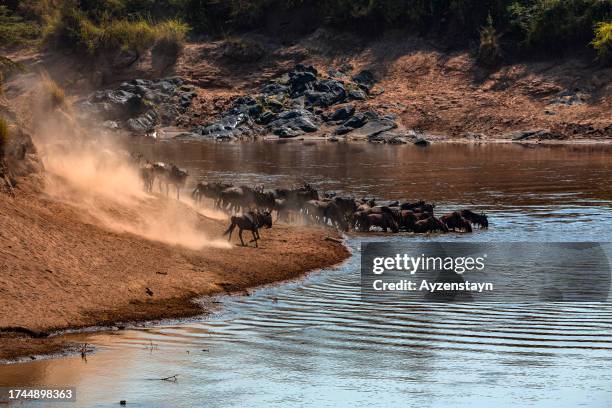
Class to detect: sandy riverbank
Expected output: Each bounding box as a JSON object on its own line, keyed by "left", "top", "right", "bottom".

{"left": 0, "top": 185, "right": 349, "bottom": 361}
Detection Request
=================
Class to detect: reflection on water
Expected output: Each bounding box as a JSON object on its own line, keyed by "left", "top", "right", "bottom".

{"left": 1, "top": 142, "right": 612, "bottom": 407}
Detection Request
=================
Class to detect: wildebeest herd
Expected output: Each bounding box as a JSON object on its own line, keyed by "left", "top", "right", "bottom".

{"left": 191, "top": 181, "right": 489, "bottom": 234}
{"left": 132, "top": 153, "right": 189, "bottom": 199}
{"left": 132, "top": 153, "right": 489, "bottom": 246}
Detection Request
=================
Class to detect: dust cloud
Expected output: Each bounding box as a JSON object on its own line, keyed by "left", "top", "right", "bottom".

{"left": 32, "top": 85, "right": 230, "bottom": 250}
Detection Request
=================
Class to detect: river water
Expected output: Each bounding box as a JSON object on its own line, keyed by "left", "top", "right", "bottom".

{"left": 1, "top": 142, "right": 612, "bottom": 407}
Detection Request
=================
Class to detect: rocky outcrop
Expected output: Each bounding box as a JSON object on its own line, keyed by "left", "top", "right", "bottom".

{"left": 187, "top": 64, "right": 395, "bottom": 141}
{"left": 78, "top": 77, "right": 197, "bottom": 134}
{"left": 76, "top": 65, "right": 415, "bottom": 144}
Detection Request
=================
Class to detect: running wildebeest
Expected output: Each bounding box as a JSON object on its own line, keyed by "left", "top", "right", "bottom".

{"left": 149, "top": 162, "right": 187, "bottom": 199}
{"left": 152, "top": 162, "right": 170, "bottom": 194}
{"left": 223, "top": 210, "right": 273, "bottom": 247}
{"left": 254, "top": 190, "right": 276, "bottom": 211}
{"left": 168, "top": 165, "right": 188, "bottom": 200}
{"left": 220, "top": 186, "right": 258, "bottom": 213}
{"left": 192, "top": 181, "right": 232, "bottom": 208}
{"left": 139, "top": 162, "right": 155, "bottom": 192}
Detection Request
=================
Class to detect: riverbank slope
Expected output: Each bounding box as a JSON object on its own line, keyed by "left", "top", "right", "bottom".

{"left": 0, "top": 183, "right": 349, "bottom": 361}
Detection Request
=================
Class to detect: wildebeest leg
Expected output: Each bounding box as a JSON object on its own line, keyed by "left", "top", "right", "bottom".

{"left": 238, "top": 229, "right": 245, "bottom": 246}
{"left": 176, "top": 185, "right": 180, "bottom": 200}
{"left": 251, "top": 230, "right": 258, "bottom": 247}
{"left": 249, "top": 228, "right": 261, "bottom": 242}
{"left": 223, "top": 223, "right": 235, "bottom": 241}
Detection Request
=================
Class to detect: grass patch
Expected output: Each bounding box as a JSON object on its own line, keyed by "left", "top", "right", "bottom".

{"left": 156, "top": 19, "right": 189, "bottom": 46}
{"left": 152, "top": 19, "right": 189, "bottom": 69}
{"left": 100, "top": 19, "right": 158, "bottom": 53}
{"left": 46, "top": 7, "right": 188, "bottom": 56}
{"left": 40, "top": 72, "right": 65, "bottom": 109}
{"left": 0, "top": 5, "right": 41, "bottom": 47}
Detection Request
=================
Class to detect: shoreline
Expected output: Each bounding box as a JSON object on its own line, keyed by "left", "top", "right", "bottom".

{"left": 0, "top": 188, "right": 350, "bottom": 363}
{"left": 157, "top": 131, "right": 612, "bottom": 146}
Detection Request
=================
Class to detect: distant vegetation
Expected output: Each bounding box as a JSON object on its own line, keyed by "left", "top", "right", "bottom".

{"left": 0, "top": 0, "right": 610, "bottom": 63}
{"left": 592, "top": 21, "right": 612, "bottom": 61}
{"left": 44, "top": 7, "right": 189, "bottom": 56}
{"left": 0, "top": 5, "right": 41, "bottom": 47}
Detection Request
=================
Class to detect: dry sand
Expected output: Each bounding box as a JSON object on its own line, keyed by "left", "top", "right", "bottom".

{"left": 0, "top": 184, "right": 349, "bottom": 361}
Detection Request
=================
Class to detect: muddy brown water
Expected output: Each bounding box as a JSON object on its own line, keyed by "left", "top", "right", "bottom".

{"left": 1, "top": 142, "right": 612, "bottom": 407}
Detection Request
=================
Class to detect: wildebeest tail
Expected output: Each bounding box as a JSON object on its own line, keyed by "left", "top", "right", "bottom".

{"left": 223, "top": 217, "right": 237, "bottom": 236}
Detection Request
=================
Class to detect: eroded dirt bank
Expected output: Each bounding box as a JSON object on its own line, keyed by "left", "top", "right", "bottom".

{"left": 0, "top": 186, "right": 349, "bottom": 361}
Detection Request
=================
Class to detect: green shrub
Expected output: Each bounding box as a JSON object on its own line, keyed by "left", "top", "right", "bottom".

{"left": 99, "top": 19, "right": 157, "bottom": 53}
{"left": 156, "top": 19, "right": 189, "bottom": 48}
{"left": 592, "top": 21, "right": 612, "bottom": 61}
{"left": 0, "top": 5, "right": 41, "bottom": 47}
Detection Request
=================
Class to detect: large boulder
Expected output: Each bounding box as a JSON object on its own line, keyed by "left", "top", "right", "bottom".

{"left": 348, "top": 89, "right": 367, "bottom": 100}
{"left": 90, "top": 89, "right": 145, "bottom": 120}
{"left": 368, "top": 130, "right": 408, "bottom": 144}
{"left": 335, "top": 113, "right": 368, "bottom": 135}
{"left": 193, "top": 112, "right": 252, "bottom": 141}
{"left": 229, "top": 96, "right": 263, "bottom": 117}
{"left": 268, "top": 109, "right": 319, "bottom": 137}
{"left": 261, "top": 83, "right": 289, "bottom": 96}
{"left": 127, "top": 110, "right": 159, "bottom": 133}
{"left": 352, "top": 70, "right": 376, "bottom": 92}
{"left": 329, "top": 105, "right": 355, "bottom": 121}
{"left": 305, "top": 79, "right": 346, "bottom": 107}
{"left": 349, "top": 118, "right": 397, "bottom": 139}
{"left": 288, "top": 69, "right": 317, "bottom": 96}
